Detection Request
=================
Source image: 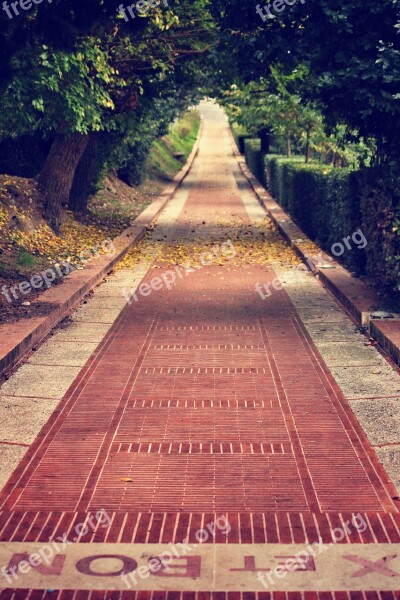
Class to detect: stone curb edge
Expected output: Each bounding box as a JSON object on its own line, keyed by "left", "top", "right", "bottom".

{"left": 232, "top": 142, "right": 400, "bottom": 367}
{"left": 0, "top": 116, "right": 204, "bottom": 382}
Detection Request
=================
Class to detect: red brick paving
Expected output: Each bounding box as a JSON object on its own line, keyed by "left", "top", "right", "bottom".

{"left": 1, "top": 268, "right": 392, "bottom": 514}
{"left": 0, "top": 105, "right": 399, "bottom": 595}
{"left": 2, "top": 593, "right": 400, "bottom": 600}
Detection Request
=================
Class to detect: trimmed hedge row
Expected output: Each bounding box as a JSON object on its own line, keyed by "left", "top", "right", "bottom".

{"left": 351, "top": 166, "right": 400, "bottom": 293}
{"left": 231, "top": 123, "right": 253, "bottom": 155}
{"left": 243, "top": 139, "right": 266, "bottom": 187}
{"left": 243, "top": 139, "right": 400, "bottom": 293}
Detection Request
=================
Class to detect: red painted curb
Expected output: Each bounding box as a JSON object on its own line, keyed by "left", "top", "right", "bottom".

{"left": 0, "top": 118, "right": 204, "bottom": 382}
{"left": 370, "top": 320, "right": 400, "bottom": 366}
{"left": 231, "top": 139, "right": 400, "bottom": 366}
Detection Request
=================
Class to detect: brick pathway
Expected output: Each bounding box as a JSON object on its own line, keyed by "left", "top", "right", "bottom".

{"left": 1, "top": 102, "right": 400, "bottom": 596}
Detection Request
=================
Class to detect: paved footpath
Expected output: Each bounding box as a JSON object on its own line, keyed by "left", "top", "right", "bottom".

{"left": 2, "top": 102, "right": 400, "bottom": 596}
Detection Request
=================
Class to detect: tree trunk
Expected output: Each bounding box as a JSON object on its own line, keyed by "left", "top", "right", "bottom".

{"left": 328, "top": 149, "right": 335, "bottom": 165}
{"left": 39, "top": 130, "right": 89, "bottom": 232}
{"left": 286, "top": 136, "right": 292, "bottom": 158}
{"left": 259, "top": 127, "right": 271, "bottom": 153}
{"left": 69, "top": 134, "right": 99, "bottom": 215}
{"left": 325, "top": 149, "right": 333, "bottom": 165}
{"left": 333, "top": 152, "right": 339, "bottom": 168}
{"left": 305, "top": 128, "right": 311, "bottom": 163}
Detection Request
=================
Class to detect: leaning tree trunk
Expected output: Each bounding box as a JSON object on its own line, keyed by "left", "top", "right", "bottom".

{"left": 39, "top": 129, "right": 89, "bottom": 232}
{"left": 69, "top": 134, "right": 99, "bottom": 215}
{"left": 286, "top": 136, "right": 292, "bottom": 158}
{"left": 305, "top": 128, "right": 311, "bottom": 163}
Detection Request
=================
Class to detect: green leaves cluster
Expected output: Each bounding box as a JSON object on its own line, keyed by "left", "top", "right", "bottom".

{"left": 0, "top": 0, "right": 215, "bottom": 137}
{"left": 220, "top": 65, "right": 374, "bottom": 167}
{"left": 211, "top": 0, "right": 400, "bottom": 162}
{"left": 2, "top": 39, "right": 122, "bottom": 134}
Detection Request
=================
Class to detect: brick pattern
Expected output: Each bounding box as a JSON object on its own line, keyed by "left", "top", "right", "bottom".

{"left": 3, "top": 269, "right": 391, "bottom": 513}
{"left": 2, "top": 592, "right": 400, "bottom": 600}
{"left": 4, "top": 593, "right": 400, "bottom": 600}
{"left": 260, "top": 315, "right": 389, "bottom": 512}
{"left": 2, "top": 510, "right": 400, "bottom": 544}
{"left": 110, "top": 442, "right": 292, "bottom": 454}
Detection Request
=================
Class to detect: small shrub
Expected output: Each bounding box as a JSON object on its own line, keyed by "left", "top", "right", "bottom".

{"left": 16, "top": 250, "right": 38, "bottom": 269}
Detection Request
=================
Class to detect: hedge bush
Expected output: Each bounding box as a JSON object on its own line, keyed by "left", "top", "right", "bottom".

{"left": 265, "top": 158, "right": 353, "bottom": 243}
{"left": 243, "top": 139, "right": 266, "bottom": 186}
{"left": 264, "top": 156, "right": 364, "bottom": 272}
{"left": 351, "top": 166, "right": 400, "bottom": 292}
{"left": 243, "top": 143, "right": 400, "bottom": 292}
{"left": 230, "top": 123, "right": 252, "bottom": 154}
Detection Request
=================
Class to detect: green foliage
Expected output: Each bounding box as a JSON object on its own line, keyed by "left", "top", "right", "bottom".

{"left": 0, "top": 0, "right": 216, "bottom": 225}
{"left": 253, "top": 152, "right": 400, "bottom": 290}
{"left": 115, "top": 103, "right": 169, "bottom": 187}
{"left": 230, "top": 123, "right": 251, "bottom": 154}
{"left": 117, "top": 136, "right": 155, "bottom": 187}
{"left": 351, "top": 166, "right": 400, "bottom": 292}
{"left": 243, "top": 139, "right": 266, "bottom": 185}
{"left": 1, "top": 39, "right": 121, "bottom": 135}
{"left": 16, "top": 250, "right": 38, "bottom": 270}
{"left": 264, "top": 155, "right": 367, "bottom": 272}
{"left": 94, "top": 107, "right": 200, "bottom": 189}
{"left": 220, "top": 68, "right": 321, "bottom": 155}
{"left": 167, "top": 111, "right": 201, "bottom": 159}
{"left": 94, "top": 94, "right": 195, "bottom": 187}
{"left": 211, "top": 0, "right": 400, "bottom": 158}
{"left": 147, "top": 110, "right": 201, "bottom": 181}
{"left": 264, "top": 154, "right": 305, "bottom": 210}
{"left": 221, "top": 66, "right": 375, "bottom": 166}
{"left": 0, "top": 0, "right": 216, "bottom": 137}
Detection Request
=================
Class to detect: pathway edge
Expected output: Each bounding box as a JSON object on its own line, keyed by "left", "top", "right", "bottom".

{"left": 231, "top": 140, "right": 400, "bottom": 367}
{"left": 0, "top": 117, "right": 204, "bottom": 382}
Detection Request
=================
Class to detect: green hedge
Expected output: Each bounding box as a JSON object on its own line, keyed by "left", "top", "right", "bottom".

{"left": 266, "top": 156, "right": 363, "bottom": 272}
{"left": 244, "top": 146, "right": 400, "bottom": 293}
{"left": 243, "top": 139, "right": 266, "bottom": 186}
{"left": 230, "top": 123, "right": 252, "bottom": 154}
{"left": 351, "top": 166, "right": 400, "bottom": 292}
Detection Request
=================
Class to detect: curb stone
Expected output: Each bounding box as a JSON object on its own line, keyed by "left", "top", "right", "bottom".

{"left": 0, "top": 117, "right": 204, "bottom": 382}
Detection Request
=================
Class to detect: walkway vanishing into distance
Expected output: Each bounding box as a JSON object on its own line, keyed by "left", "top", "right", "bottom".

{"left": 1, "top": 101, "right": 400, "bottom": 596}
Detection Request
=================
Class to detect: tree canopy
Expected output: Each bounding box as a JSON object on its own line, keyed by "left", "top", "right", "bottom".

{"left": 0, "top": 0, "right": 399, "bottom": 229}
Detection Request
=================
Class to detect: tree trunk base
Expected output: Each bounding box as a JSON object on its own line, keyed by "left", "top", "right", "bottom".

{"left": 39, "top": 130, "right": 89, "bottom": 232}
